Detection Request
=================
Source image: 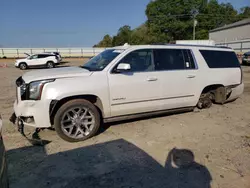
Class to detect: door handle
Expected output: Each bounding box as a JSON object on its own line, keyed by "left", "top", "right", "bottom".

{"left": 187, "top": 75, "right": 196, "bottom": 78}
{"left": 147, "top": 78, "right": 158, "bottom": 82}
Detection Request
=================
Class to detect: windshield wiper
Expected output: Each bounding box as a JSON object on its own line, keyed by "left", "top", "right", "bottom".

{"left": 81, "top": 66, "right": 91, "bottom": 71}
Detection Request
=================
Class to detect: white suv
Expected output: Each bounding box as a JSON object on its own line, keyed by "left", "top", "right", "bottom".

{"left": 12, "top": 44, "right": 244, "bottom": 142}
{"left": 15, "top": 53, "right": 59, "bottom": 70}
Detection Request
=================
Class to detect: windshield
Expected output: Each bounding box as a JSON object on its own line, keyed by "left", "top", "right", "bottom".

{"left": 81, "top": 49, "right": 122, "bottom": 71}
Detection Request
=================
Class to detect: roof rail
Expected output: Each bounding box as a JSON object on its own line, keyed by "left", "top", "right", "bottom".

{"left": 151, "top": 43, "right": 231, "bottom": 49}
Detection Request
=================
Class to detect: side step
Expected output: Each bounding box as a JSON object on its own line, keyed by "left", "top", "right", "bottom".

{"left": 104, "top": 107, "right": 194, "bottom": 123}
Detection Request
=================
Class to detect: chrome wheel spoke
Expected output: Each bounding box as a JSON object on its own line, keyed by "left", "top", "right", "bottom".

{"left": 61, "top": 106, "right": 95, "bottom": 139}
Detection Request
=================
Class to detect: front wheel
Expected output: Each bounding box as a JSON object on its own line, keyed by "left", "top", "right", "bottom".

{"left": 54, "top": 99, "right": 100, "bottom": 142}
{"left": 19, "top": 63, "right": 27, "bottom": 70}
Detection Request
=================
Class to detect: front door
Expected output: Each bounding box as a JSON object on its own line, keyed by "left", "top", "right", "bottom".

{"left": 108, "top": 49, "right": 162, "bottom": 117}
{"left": 27, "top": 54, "right": 39, "bottom": 66}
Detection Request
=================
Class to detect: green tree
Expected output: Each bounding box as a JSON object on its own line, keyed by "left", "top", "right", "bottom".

{"left": 146, "top": 0, "right": 203, "bottom": 41}
{"left": 94, "top": 34, "right": 113, "bottom": 47}
{"left": 238, "top": 6, "right": 250, "bottom": 19}
{"left": 95, "top": 0, "right": 247, "bottom": 46}
{"left": 112, "top": 25, "right": 132, "bottom": 46}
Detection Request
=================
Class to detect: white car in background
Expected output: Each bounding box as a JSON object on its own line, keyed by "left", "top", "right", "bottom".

{"left": 15, "top": 53, "right": 59, "bottom": 70}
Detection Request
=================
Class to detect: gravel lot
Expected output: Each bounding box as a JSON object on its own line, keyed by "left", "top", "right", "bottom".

{"left": 0, "top": 59, "right": 250, "bottom": 188}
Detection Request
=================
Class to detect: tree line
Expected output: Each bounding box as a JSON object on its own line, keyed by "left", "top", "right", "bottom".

{"left": 94, "top": 0, "right": 250, "bottom": 47}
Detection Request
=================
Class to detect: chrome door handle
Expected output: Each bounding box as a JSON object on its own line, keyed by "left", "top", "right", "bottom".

{"left": 187, "top": 75, "right": 196, "bottom": 78}
{"left": 147, "top": 78, "right": 158, "bottom": 81}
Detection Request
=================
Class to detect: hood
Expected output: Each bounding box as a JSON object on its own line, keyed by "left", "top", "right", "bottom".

{"left": 22, "top": 67, "right": 92, "bottom": 83}
{"left": 16, "top": 58, "right": 28, "bottom": 62}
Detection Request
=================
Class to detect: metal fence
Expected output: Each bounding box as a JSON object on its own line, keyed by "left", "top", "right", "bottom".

{"left": 216, "top": 39, "right": 250, "bottom": 53}
{"left": 1, "top": 41, "right": 250, "bottom": 58}
{"left": 0, "top": 48, "right": 107, "bottom": 58}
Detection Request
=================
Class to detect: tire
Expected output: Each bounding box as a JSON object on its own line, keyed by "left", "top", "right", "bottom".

{"left": 47, "top": 61, "right": 55, "bottom": 68}
{"left": 19, "top": 62, "right": 27, "bottom": 70}
{"left": 197, "top": 93, "right": 213, "bottom": 109}
{"left": 54, "top": 99, "right": 101, "bottom": 142}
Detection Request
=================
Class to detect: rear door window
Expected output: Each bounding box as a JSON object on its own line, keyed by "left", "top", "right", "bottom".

{"left": 200, "top": 50, "right": 240, "bottom": 68}
{"left": 38, "top": 54, "right": 47, "bottom": 58}
{"left": 153, "top": 49, "right": 196, "bottom": 70}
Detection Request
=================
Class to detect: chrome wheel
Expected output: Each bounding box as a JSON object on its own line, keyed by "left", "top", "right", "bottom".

{"left": 61, "top": 107, "right": 95, "bottom": 139}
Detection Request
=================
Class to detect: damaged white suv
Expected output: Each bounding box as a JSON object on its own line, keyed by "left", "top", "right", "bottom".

{"left": 11, "top": 44, "right": 244, "bottom": 142}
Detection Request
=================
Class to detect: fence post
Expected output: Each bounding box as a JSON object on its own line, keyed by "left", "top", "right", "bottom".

{"left": 69, "top": 48, "right": 71, "bottom": 58}
{"left": 17, "top": 49, "right": 19, "bottom": 58}
{"left": 1, "top": 49, "right": 4, "bottom": 57}
{"left": 240, "top": 42, "right": 243, "bottom": 52}
{"left": 81, "top": 48, "right": 83, "bottom": 57}
{"left": 31, "top": 49, "right": 33, "bottom": 55}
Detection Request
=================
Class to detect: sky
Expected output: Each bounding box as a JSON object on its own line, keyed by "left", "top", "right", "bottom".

{"left": 0, "top": 0, "right": 249, "bottom": 48}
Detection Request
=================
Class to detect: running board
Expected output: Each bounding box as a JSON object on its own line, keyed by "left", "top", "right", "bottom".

{"left": 104, "top": 107, "right": 194, "bottom": 123}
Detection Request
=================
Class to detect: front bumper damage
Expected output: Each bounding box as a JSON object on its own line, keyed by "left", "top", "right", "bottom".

{"left": 9, "top": 113, "right": 50, "bottom": 146}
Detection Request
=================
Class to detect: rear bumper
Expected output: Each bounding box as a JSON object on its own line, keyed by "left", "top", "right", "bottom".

{"left": 226, "top": 83, "right": 244, "bottom": 102}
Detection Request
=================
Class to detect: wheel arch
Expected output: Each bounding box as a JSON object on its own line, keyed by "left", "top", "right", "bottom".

{"left": 200, "top": 84, "right": 226, "bottom": 104}
{"left": 49, "top": 94, "right": 104, "bottom": 126}
{"left": 19, "top": 62, "right": 27, "bottom": 66}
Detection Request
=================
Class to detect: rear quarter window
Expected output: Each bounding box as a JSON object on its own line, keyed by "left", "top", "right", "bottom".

{"left": 199, "top": 50, "right": 240, "bottom": 68}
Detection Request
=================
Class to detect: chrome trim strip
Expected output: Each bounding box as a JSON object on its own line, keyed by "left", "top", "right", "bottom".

{"left": 111, "top": 95, "right": 194, "bottom": 106}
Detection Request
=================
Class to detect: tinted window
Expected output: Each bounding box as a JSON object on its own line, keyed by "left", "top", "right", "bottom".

{"left": 153, "top": 49, "right": 185, "bottom": 70}
{"left": 200, "top": 50, "right": 240, "bottom": 68}
{"left": 118, "top": 49, "right": 154, "bottom": 72}
{"left": 38, "top": 54, "right": 48, "bottom": 58}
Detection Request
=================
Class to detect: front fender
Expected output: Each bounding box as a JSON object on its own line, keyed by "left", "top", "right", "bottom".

{"left": 41, "top": 75, "right": 111, "bottom": 117}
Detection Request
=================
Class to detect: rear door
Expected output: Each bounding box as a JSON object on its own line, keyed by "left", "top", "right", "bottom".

{"left": 153, "top": 48, "right": 199, "bottom": 109}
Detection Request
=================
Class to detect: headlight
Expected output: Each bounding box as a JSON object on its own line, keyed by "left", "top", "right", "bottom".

{"left": 29, "top": 79, "right": 55, "bottom": 100}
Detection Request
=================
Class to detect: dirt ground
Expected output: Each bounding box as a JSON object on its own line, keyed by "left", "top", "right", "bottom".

{"left": 0, "top": 59, "right": 250, "bottom": 188}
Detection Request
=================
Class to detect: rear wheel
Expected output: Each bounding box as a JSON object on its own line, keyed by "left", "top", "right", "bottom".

{"left": 47, "top": 61, "right": 55, "bottom": 68}
{"left": 197, "top": 93, "right": 213, "bottom": 109}
{"left": 19, "top": 62, "right": 27, "bottom": 70}
{"left": 54, "top": 99, "right": 100, "bottom": 142}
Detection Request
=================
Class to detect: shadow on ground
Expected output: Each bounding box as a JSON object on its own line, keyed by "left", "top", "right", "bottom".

{"left": 7, "top": 139, "right": 212, "bottom": 188}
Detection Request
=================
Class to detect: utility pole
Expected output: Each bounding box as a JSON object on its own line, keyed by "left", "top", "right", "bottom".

{"left": 193, "top": 19, "right": 198, "bottom": 40}
{"left": 191, "top": 9, "right": 199, "bottom": 40}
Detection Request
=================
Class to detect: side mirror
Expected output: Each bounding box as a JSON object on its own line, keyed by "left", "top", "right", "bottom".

{"left": 116, "top": 63, "right": 131, "bottom": 72}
